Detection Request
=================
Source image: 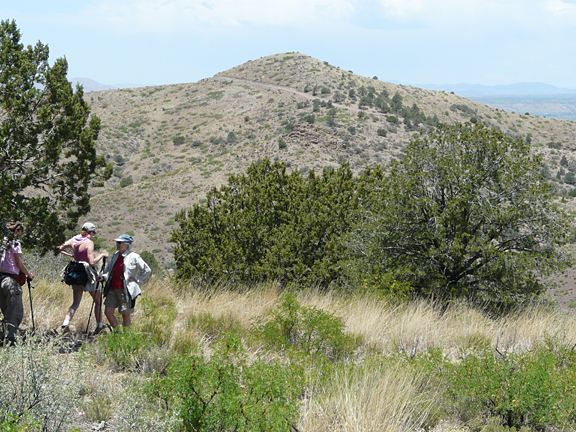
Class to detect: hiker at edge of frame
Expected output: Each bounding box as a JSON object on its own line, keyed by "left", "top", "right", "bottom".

{"left": 59, "top": 222, "right": 109, "bottom": 333}
{"left": 0, "top": 222, "right": 34, "bottom": 345}
{"left": 97, "top": 234, "right": 151, "bottom": 329}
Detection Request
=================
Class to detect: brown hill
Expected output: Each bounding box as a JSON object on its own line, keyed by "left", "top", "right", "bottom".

{"left": 83, "top": 53, "right": 576, "bottom": 304}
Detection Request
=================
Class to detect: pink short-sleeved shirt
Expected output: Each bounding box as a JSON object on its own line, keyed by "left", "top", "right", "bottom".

{"left": 0, "top": 238, "right": 22, "bottom": 275}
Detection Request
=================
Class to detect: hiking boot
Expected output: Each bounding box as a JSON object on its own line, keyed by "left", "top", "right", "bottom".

{"left": 93, "top": 325, "right": 106, "bottom": 335}
{"left": 60, "top": 324, "right": 71, "bottom": 335}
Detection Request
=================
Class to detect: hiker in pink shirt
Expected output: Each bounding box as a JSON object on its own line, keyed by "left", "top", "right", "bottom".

{"left": 59, "top": 222, "right": 108, "bottom": 333}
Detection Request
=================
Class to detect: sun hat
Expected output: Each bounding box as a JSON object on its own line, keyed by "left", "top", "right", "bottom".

{"left": 82, "top": 222, "right": 97, "bottom": 234}
{"left": 114, "top": 234, "right": 134, "bottom": 244}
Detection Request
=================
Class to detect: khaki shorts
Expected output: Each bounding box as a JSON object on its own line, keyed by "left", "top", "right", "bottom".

{"left": 72, "top": 284, "right": 99, "bottom": 292}
{"left": 104, "top": 289, "right": 135, "bottom": 315}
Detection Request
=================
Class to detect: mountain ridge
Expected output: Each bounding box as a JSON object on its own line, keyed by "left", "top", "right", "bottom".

{"left": 82, "top": 52, "right": 576, "bottom": 273}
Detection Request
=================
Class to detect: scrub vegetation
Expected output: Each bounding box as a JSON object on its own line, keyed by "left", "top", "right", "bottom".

{"left": 4, "top": 272, "right": 576, "bottom": 432}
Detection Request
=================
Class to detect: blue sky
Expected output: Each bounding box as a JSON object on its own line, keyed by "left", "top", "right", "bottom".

{"left": 3, "top": 0, "right": 576, "bottom": 89}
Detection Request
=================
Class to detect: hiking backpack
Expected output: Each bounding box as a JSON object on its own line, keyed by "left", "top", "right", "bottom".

{"left": 63, "top": 261, "right": 88, "bottom": 286}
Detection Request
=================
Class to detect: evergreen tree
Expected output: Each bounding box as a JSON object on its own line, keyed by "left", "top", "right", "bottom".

{"left": 0, "top": 20, "right": 111, "bottom": 252}
{"left": 351, "top": 123, "right": 572, "bottom": 305}
{"left": 171, "top": 160, "right": 383, "bottom": 286}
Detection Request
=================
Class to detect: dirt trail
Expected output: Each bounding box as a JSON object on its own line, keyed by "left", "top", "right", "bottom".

{"left": 213, "top": 75, "right": 363, "bottom": 113}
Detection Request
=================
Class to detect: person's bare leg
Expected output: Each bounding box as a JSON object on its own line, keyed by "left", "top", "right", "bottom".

{"left": 89, "top": 290, "right": 102, "bottom": 324}
{"left": 64, "top": 290, "right": 84, "bottom": 324}
{"left": 122, "top": 314, "right": 131, "bottom": 328}
{"left": 105, "top": 305, "right": 118, "bottom": 328}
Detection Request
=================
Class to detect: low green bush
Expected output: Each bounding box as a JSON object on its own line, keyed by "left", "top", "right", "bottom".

{"left": 251, "top": 293, "right": 361, "bottom": 361}
{"left": 414, "top": 341, "right": 576, "bottom": 429}
{"left": 146, "top": 333, "right": 303, "bottom": 432}
{"left": 136, "top": 295, "right": 178, "bottom": 347}
{"left": 92, "top": 326, "right": 155, "bottom": 370}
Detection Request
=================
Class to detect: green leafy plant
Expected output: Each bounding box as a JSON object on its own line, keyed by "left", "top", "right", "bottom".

{"left": 93, "top": 326, "right": 154, "bottom": 370}
{"left": 352, "top": 122, "right": 572, "bottom": 305}
{"left": 136, "top": 295, "right": 178, "bottom": 347}
{"left": 146, "top": 333, "right": 303, "bottom": 432}
{"left": 120, "top": 176, "right": 134, "bottom": 188}
{"left": 171, "top": 159, "right": 383, "bottom": 286}
{"left": 415, "top": 343, "right": 576, "bottom": 429}
{"left": 251, "top": 293, "right": 361, "bottom": 361}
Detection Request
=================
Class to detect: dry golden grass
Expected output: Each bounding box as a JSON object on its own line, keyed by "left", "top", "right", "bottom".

{"left": 14, "top": 276, "right": 576, "bottom": 432}
{"left": 300, "top": 361, "right": 434, "bottom": 432}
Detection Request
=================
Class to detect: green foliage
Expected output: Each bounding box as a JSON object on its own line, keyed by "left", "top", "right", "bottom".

{"left": 172, "top": 136, "right": 185, "bottom": 145}
{"left": 119, "top": 175, "right": 133, "bottom": 188}
{"left": 351, "top": 123, "right": 572, "bottom": 305}
{"left": 171, "top": 159, "right": 383, "bottom": 286}
{"left": 565, "top": 171, "right": 576, "bottom": 185}
{"left": 0, "top": 20, "right": 111, "bottom": 253}
{"left": 93, "top": 327, "right": 154, "bottom": 370}
{"left": 0, "top": 413, "right": 39, "bottom": 431}
{"left": 303, "top": 114, "right": 315, "bottom": 124}
{"left": 251, "top": 293, "right": 361, "bottom": 361}
{"left": 146, "top": 333, "right": 303, "bottom": 432}
{"left": 139, "top": 250, "right": 162, "bottom": 276}
{"left": 450, "top": 103, "right": 477, "bottom": 117}
{"left": 416, "top": 343, "right": 576, "bottom": 429}
{"left": 137, "top": 295, "right": 178, "bottom": 346}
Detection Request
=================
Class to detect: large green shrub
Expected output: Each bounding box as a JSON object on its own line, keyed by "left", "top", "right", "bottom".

{"left": 171, "top": 159, "right": 382, "bottom": 286}
{"left": 0, "top": 20, "right": 111, "bottom": 253}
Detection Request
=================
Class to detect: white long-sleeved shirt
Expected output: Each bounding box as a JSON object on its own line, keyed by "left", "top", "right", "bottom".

{"left": 101, "top": 250, "right": 152, "bottom": 299}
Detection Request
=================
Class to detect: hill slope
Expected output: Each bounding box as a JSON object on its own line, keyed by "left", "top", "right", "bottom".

{"left": 83, "top": 53, "right": 576, "bottom": 272}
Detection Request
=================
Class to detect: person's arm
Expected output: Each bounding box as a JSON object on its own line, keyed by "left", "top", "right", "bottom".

{"left": 131, "top": 256, "right": 152, "bottom": 284}
{"left": 14, "top": 253, "right": 34, "bottom": 280}
{"left": 86, "top": 241, "right": 109, "bottom": 267}
{"left": 97, "top": 252, "right": 115, "bottom": 281}
{"left": 59, "top": 238, "right": 74, "bottom": 257}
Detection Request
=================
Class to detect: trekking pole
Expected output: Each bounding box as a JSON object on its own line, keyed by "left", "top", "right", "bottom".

{"left": 26, "top": 278, "right": 35, "bottom": 332}
{"left": 86, "top": 257, "right": 106, "bottom": 334}
{"left": 99, "top": 258, "right": 106, "bottom": 320}
{"left": 86, "top": 294, "right": 95, "bottom": 334}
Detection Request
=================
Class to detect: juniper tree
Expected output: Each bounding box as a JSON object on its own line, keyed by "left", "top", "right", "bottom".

{"left": 351, "top": 123, "right": 573, "bottom": 305}
{"left": 171, "top": 159, "right": 383, "bottom": 286}
{"left": 0, "top": 20, "right": 111, "bottom": 252}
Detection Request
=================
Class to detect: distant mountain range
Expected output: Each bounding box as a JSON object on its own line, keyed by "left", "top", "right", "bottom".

{"left": 73, "top": 76, "right": 576, "bottom": 97}
{"left": 411, "top": 82, "right": 576, "bottom": 96}
{"left": 70, "top": 77, "right": 140, "bottom": 92}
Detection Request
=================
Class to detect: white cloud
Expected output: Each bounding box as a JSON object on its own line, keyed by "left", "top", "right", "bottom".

{"left": 74, "top": 0, "right": 356, "bottom": 34}
{"left": 544, "top": 0, "right": 576, "bottom": 12}
{"left": 374, "top": 0, "right": 576, "bottom": 30}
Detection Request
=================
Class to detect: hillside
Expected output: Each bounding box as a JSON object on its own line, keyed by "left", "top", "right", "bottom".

{"left": 83, "top": 53, "right": 576, "bottom": 273}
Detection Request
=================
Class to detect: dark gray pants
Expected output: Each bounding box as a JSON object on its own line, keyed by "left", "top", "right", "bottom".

{"left": 0, "top": 275, "right": 24, "bottom": 340}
